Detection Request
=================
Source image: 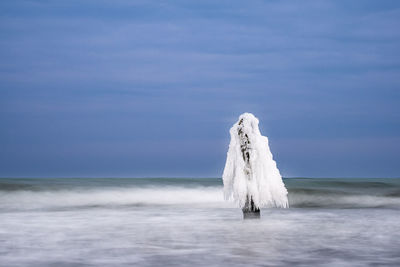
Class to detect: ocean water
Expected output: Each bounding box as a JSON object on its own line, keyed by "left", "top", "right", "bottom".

{"left": 0, "top": 178, "right": 399, "bottom": 267}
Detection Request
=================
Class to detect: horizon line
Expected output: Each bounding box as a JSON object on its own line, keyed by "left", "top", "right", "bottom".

{"left": 1, "top": 176, "right": 399, "bottom": 179}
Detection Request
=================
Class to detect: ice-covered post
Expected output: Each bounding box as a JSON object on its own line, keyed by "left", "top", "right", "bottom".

{"left": 222, "top": 113, "right": 288, "bottom": 219}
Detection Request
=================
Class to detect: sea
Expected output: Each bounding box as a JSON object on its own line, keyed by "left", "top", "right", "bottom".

{"left": 0, "top": 178, "right": 399, "bottom": 267}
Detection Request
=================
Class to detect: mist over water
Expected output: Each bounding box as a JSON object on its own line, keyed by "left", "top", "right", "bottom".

{"left": 1, "top": 178, "right": 400, "bottom": 266}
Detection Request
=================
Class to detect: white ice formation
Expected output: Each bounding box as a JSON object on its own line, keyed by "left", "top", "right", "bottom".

{"left": 222, "top": 113, "right": 289, "bottom": 209}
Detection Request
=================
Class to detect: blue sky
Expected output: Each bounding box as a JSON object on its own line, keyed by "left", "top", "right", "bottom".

{"left": 1, "top": 0, "right": 399, "bottom": 178}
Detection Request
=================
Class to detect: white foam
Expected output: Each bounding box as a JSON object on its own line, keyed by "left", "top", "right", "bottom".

{"left": 0, "top": 187, "right": 230, "bottom": 211}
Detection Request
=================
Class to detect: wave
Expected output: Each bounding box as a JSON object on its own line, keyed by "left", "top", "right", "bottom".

{"left": 289, "top": 191, "right": 400, "bottom": 209}
{"left": 0, "top": 187, "right": 227, "bottom": 211}
{"left": 1, "top": 178, "right": 400, "bottom": 211}
{"left": 1, "top": 187, "right": 400, "bottom": 212}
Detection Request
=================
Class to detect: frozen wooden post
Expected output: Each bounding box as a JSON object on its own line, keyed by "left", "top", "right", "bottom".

{"left": 222, "top": 113, "right": 289, "bottom": 219}
{"left": 238, "top": 118, "right": 260, "bottom": 219}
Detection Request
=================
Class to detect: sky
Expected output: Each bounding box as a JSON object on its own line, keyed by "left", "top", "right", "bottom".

{"left": 0, "top": 0, "right": 399, "bottom": 178}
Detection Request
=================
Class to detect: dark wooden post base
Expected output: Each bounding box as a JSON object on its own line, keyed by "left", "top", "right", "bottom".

{"left": 243, "top": 209, "right": 260, "bottom": 219}
{"left": 242, "top": 196, "right": 260, "bottom": 219}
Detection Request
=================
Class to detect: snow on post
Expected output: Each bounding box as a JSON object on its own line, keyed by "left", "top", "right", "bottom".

{"left": 222, "top": 113, "right": 288, "bottom": 218}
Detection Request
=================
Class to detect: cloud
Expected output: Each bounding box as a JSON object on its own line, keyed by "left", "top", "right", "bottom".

{"left": 1, "top": 0, "right": 400, "bottom": 177}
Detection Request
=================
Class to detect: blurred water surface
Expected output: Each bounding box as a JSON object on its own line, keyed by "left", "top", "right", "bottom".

{"left": 0, "top": 178, "right": 399, "bottom": 266}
